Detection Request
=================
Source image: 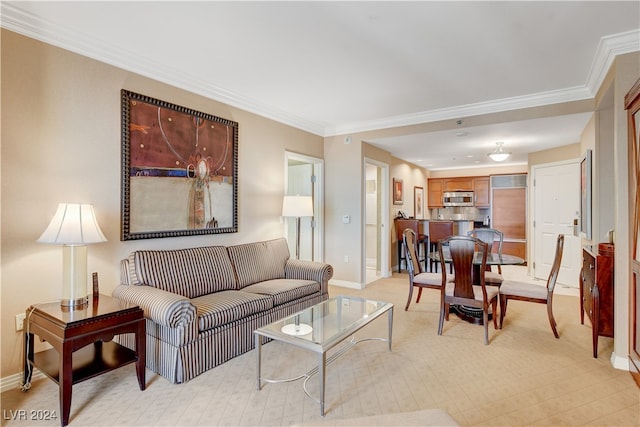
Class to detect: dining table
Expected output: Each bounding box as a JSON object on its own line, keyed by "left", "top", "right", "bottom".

{"left": 428, "top": 249, "right": 525, "bottom": 324}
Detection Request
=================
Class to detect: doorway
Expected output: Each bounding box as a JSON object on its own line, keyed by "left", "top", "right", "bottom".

{"left": 364, "top": 158, "right": 390, "bottom": 284}
{"left": 285, "top": 152, "right": 324, "bottom": 261}
{"left": 532, "top": 160, "right": 582, "bottom": 286}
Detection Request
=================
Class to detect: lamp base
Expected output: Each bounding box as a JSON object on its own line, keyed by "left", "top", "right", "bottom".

{"left": 60, "top": 296, "right": 89, "bottom": 308}
{"left": 61, "top": 245, "right": 89, "bottom": 308}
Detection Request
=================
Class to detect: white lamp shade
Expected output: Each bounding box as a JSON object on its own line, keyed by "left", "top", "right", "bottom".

{"left": 282, "top": 195, "right": 313, "bottom": 217}
{"left": 38, "top": 203, "right": 107, "bottom": 245}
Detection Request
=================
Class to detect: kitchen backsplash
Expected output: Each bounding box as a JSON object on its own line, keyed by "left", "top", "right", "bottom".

{"left": 430, "top": 206, "right": 490, "bottom": 221}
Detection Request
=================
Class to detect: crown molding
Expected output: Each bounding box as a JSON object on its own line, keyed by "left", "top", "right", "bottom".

{"left": 326, "top": 31, "right": 639, "bottom": 137}
{"left": 2, "top": 3, "right": 637, "bottom": 139}
{"left": 325, "top": 85, "right": 593, "bottom": 136}
{"left": 586, "top": 29, "right": 640, "bottom": 94}
{"left": 0, "top": 3, "right": 327, "bottom": 136}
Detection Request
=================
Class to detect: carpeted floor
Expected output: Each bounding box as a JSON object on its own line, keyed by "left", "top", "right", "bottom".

{"left": 2, "top": 271, "right": 638, "bottom": 426}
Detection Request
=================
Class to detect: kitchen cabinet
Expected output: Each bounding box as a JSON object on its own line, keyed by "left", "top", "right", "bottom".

{"left": 501, "top": 242, "right": 526, "bottom": 259}
{"left": 473, "top": 177, "right": 490, "bottom": 207}
{"left": 443, "top": 177, "right": 473, "bottom": 191}
{"left": 580, "top": 245, "right": 614, "bottom": 358}
{"left": 491, "top": 183, "right": 527, "bottom": 258}
{"left": 428, "top": 179, "right": 444, "bottom": 207}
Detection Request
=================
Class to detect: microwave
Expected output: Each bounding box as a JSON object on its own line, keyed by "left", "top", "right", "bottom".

{"left": 443, "top": 191, "right": 474, "bottom": 207}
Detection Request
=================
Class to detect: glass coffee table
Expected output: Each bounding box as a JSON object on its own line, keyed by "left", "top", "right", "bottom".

{"left": 254, "top": 295, "right": 393, "bottom": 416}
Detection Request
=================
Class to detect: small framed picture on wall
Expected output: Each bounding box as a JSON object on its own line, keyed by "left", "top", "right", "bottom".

{"left": 414, "top": 186, "right": 424, "bottom": 219}
{"left": 393, "top": 178, "right": 404, "bottom": 205}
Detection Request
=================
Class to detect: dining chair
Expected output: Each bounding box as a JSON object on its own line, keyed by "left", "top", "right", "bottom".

{"left": 499, "top": 234, "right": 565, "bottom": 338}
{"left": 467, "top": 228, "right": 504, "bottom": 286}
{"left": 402, "top": 229, "right": 442, "bottom": 311}
{"left": 429, "top": 221, "right": 454, "bottom": 273}
{"left": 437, "top": 235, "right": 499, "bottom": 345}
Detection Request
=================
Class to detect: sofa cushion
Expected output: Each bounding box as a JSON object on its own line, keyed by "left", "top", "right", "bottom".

{"left": 242, "top": 279, "right": 320, "bottom": 306}
{"left": 227, "top": 238, "right": 290, "bottom": 289}
{"left": 191, "top": 290, "right": 274, "bottom": 331}
{"left": 129, "top": 246, "right": 237, "bottom": 298}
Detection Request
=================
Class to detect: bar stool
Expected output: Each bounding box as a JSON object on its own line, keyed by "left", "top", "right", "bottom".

{"left": 395, "top": 218, "right": 427, "bottom": 272}
{"left": 428, "top": 220, "right": 454, "bottom": 272}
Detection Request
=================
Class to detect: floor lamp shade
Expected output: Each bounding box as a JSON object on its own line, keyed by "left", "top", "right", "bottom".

{"left": 38, "top": 203, "right": 107, "bottom": 307}
{"left": 282, "top": 195, "right": 313, "bottom": 218}
{"left": 282, "top": 196, "right": 313, "bottom": 259}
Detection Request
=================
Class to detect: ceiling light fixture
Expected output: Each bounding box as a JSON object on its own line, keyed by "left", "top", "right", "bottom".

{"left": 488, "top": 142, "right": 510, "bottom": 162}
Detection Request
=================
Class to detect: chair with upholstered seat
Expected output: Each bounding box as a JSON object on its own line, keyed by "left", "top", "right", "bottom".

{"left": 467, "top": 228, "right": 504, "bottom": 286}
{"left": 402, "top": 228, "right": 442, "bottom": 311}
{"left": 499, "top": 234, "right": 564, "bottom": 338}
{"left": 438, "top": 235, "right": 499, "bottom": 345}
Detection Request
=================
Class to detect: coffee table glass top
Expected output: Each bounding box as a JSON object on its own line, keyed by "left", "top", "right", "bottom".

{"left": 256, "top": 295, "right": 392, "bottom": 349}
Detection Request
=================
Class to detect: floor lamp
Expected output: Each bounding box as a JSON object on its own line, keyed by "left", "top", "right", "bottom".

{"left": 282, "top": 195, "right": 313, "bottom": 259}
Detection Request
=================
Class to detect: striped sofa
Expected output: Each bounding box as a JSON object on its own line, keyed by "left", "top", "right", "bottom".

{"left": 112, "top": 238, "right": 333, "bottom": 384}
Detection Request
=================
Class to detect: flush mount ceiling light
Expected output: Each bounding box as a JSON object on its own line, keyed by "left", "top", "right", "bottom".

{"left": 488, "top": 141, "right": 511, "bottom": 162}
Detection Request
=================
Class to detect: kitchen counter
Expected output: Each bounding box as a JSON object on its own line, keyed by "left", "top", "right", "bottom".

{"left": 422, "top": 219, "right": 474, "bottom": 236}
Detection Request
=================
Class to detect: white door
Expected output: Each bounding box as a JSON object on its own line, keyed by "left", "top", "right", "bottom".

{"left": 285, "top": 152, "right": 324, "bottom": 262}
{"left": 364, "top": 158, "right": 390, "bottom": 283}
{"left": 533, "top": 161, "right": 581, "bottom": 286}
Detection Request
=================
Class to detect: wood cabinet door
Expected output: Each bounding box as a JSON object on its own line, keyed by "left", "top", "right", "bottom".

{"left": 443, "top": 177, "right": 473, "bottom": 191}
{"left": 473, "top": 177, "right": 490, "bottom": 207}
{"left": 501, "top": 241, "right": 526, "bottom": 259}
{"left": 492, "top": 187, "right": 526, "bottom": 239}
{"left": 625, "top": 78, "right": 640, "bottom": 386}
{"left": 428, "top": 179, "right": 443, "bottom": 207}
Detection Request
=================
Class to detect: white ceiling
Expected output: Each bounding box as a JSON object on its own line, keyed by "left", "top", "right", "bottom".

{"left": 2, "top": 1, "right": 639, "bottom": 170}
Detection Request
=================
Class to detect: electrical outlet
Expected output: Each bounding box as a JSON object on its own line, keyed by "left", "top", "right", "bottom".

{"left": 344, "top": 255, "right": 349, "bottom": 263}
{"left": 15, "top": 313, "right": 26, "bottom": 331}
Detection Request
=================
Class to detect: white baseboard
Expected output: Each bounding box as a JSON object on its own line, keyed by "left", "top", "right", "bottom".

{"left": 329, "top": 279, "right": 363, "bottom": 290}
{"left": 611, "top": 351, "right": 631, "bottom": 371}
{"left": 1, "top": 368, "right": 45, "bottom": 393}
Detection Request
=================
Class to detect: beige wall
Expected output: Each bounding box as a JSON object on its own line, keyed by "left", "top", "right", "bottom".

{"left": 606, "top": 52, "right": 638, "bottom": 367}
{"left": 528, "top": 143, "right": 581, "bottom": 167}
{"left": 0, "top": 30, "right": 324, "bottom": 377}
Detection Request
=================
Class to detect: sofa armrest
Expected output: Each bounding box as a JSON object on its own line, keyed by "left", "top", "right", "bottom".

{"left": 284, "top": 259, "right": 333, "bottom": 294}
{"left": 112, "top": 284, "right": 196, "bottom": 329}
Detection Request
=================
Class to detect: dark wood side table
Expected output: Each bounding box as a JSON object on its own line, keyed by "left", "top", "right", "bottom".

{"left": 23, "top": 294, "right": 146, "bottom": 426}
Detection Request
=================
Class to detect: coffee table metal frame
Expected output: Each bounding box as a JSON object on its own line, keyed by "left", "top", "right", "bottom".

{"left": 254, "top": 295, "right": 393, "bottom": 416}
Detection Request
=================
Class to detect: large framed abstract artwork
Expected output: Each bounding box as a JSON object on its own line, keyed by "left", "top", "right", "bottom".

{"left": 121, "top": 90, "right": 238, "bottom": 240}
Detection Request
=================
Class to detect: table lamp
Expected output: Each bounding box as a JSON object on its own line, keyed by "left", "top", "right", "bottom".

{"left": 282, "top": 195, "right": 313, "bottom": 259}
{"left": 38, "top": 203, "right": 107, "bottom": 308}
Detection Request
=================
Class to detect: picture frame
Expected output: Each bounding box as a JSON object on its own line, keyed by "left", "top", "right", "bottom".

{"left": 414, "top": 186, "right": 424, "bottom": 219}
{"left": 580, "top": 149, "right": 592, "bottom": 240}
{"left": 121, "top": 90, "right": 238, "bottom": 240}
{"left": 393, "top": 178, "right": 404, "bottom": 205}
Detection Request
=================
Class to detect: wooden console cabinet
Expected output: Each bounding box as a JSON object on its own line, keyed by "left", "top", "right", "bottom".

{"left": 580, "top": 244, "right": 614, "bottom": 358}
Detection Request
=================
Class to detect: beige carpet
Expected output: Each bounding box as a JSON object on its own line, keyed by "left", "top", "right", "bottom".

{"left": 297, "top": 408, "right": 459, "bottom": 426}
{"left": 2, "top": 270, "right": 638, "bottom": 426}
